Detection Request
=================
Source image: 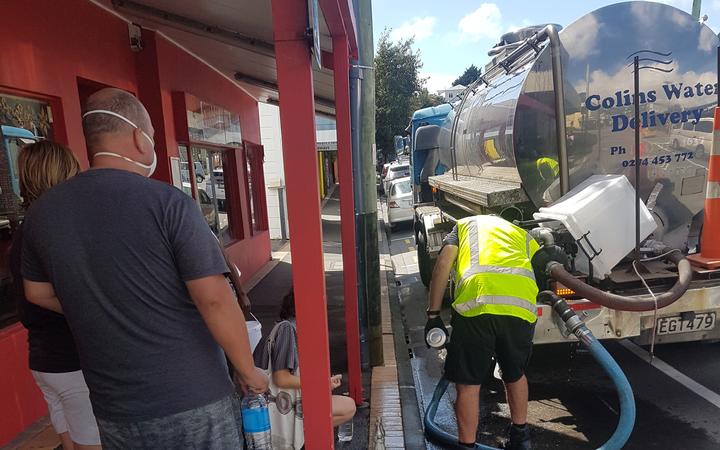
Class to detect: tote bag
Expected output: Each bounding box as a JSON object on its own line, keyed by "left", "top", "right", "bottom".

{"left": 265, "top": 321, "right": 305, "bottom": 450}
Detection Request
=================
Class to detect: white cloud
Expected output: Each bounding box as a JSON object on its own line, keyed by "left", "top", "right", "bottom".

{"left": 570, "top": 14, "right": 600, "bottom": 59}
{"left": 390, "top": 16, "right": 437, "bottom": 42}
{"left": 506, "top": 19, "right": 532, "bottom": 33}
{"left": 421, "top": 72, "right": 457, "bottom": 94}
{"left": 652, "top": 0, "right": 693, "bottom": 10}
{"left": 457, "top": 3, "right": 502, "bottom": 42}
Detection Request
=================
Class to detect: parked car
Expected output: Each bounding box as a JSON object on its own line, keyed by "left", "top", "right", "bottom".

{"left": 670, "top": 118, "right": 712, "bottom": 155}
{"left": 387, "top": 177, "right": 413, "bottom": 227}
{"left": 198, "top": 188, "right": 218, "bottom": 232}
{"left": 209, "top": 168, "right": 226, "bottom": 211}
{"left": 383, "top": 163, "right": 410, "bottom": 195}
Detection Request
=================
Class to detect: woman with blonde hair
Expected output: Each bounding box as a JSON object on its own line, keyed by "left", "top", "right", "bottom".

{"left": 10, "top": 140, "right": 101, "bottom": 450}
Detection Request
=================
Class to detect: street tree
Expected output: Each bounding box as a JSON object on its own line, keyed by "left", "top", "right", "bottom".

{"left": 375, "top": 29, "right": 424, "bottom": 158}
{"left": 411, "top": 88, "right": 445, "bottom": 112}
{"left": 453, "top": 64, "right": 481, "bottom": 87}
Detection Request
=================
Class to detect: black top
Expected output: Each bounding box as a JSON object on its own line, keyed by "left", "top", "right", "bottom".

{"left": 22, "top": 168, "right": 232, "bottom": 421}
{"left": 11, "top": 224, "right": 81, "bottom": 373}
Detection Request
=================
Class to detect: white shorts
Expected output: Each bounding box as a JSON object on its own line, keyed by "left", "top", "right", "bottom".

{"left": 32, "top": 370, "right": 101, "bottom": 445}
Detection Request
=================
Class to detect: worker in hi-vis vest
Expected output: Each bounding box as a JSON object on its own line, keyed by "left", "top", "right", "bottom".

{"left": 536, "top": 156, "right": 559, "bottom": 181}
{"left": 425, "top": 215, "right": 540, "bottom": 450}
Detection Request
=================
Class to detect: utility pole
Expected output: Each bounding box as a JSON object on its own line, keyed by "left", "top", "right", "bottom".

{"left": 692, "top": 0, "right": 702, "bottom": 20}
{"left": 352, "top": 0, "right": 383, "bottom": 367}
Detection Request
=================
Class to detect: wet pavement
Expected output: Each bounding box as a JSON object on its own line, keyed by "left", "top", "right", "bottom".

{"left": 383, "top": 217, "right": 720, "bottom": 450}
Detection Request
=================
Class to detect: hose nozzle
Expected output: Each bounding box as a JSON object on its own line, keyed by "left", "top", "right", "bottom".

{"left": 538, "top": 290, "right": 590, "bottom": 343}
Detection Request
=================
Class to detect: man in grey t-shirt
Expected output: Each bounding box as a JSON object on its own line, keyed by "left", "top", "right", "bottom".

{"left": 22, "top": 88, "right": 267, "bottom": 449}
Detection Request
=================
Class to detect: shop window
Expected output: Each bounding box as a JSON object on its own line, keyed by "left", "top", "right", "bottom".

{"left": 178, "top": 144, "right": 239, "bottom": 244}
{"left": 244, "top": 142, "right": 268, "bottom": 233}
{"left": 185, "top": 94, "right": 242, "bottom": 146}
{"left": 0, "top": 92, "right": 54, "bottom": 327}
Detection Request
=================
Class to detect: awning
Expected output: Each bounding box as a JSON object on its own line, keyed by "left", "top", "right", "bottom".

{"left": 93, "top": 0, "right": 357, "bottom": 115}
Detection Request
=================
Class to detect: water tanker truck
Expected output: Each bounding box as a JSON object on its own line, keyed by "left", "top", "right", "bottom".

{"left": 412, "top": 1, "right": 720, "bottom": 345}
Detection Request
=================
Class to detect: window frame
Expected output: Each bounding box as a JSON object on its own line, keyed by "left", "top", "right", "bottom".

{"left": 243, "top": 141, "right": 268, "bottom": 235}
{"left": 178, "top": 141, "right": 245, "bottom": 244}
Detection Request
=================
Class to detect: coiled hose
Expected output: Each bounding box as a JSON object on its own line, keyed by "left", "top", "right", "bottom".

{"left": 547, "top": 247, "right": 691, "bottom": 311}
{"left": 424, "top": 292, "right": 636, "bottom": 450}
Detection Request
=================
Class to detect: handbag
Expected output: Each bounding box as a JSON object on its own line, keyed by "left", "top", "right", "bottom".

{"left": 264, "top": 321, "right": 305, "bottom": 450}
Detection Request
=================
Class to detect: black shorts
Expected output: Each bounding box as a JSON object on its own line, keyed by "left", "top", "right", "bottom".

{"left": 444, "top": 313, "right": 535, "bottom": 385}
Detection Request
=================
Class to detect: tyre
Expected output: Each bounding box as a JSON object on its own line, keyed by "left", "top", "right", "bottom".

{"left": 696, "top": 144, "right": 705, "bottom": 157}
{"left": 671, "top": 138, "right": 679, "bottom": 149}
{"left": 196, "top": 174, "right": 205, "bottom": 183}
{"left": 417, "top": 231, "right": 433, "bottom": 288}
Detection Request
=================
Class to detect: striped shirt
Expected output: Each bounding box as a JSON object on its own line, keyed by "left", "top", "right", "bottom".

{"left": 253, "top": 320, "right": 299, "bottom": 373}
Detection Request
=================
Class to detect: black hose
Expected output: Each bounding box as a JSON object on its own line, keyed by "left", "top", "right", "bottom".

{"left": 548, "top": 250, "right": 692, "bottom": 311}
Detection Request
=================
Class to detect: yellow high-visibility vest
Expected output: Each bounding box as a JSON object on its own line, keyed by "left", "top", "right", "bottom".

{"left": 453, "top": 215, "right": 540, "bottom": 323}
{"left": 536, "top": 157, "right": 559, "bottom": 180}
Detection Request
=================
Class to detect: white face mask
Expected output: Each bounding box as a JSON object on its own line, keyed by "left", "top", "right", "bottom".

{"left": 83, "top": 109, "right": 157, "bottom": 177}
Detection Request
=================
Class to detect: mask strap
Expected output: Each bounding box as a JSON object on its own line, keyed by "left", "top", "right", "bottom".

{"left": 83, "top": 109, "right": 155, "bottom": 146}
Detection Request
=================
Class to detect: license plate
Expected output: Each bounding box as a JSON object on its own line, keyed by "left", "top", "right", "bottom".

{"left": 656, "top": 312, "right": 716, "bottom": 335}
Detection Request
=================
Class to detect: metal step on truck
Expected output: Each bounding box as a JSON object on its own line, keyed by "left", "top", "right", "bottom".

{"left": 410, "top": 1, "right": 720, "bottom": 345}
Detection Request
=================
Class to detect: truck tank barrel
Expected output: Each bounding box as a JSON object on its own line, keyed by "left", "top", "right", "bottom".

{"left": 436, "top": 2, "right": 719, "bottom": 251}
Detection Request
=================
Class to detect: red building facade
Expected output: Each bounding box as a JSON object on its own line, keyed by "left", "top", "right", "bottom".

{"left": 0, "top": 0, "right": 270, "bottom": 444}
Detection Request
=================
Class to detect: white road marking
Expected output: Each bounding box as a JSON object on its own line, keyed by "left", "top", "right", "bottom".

{"left": 619, "top": 340, "right": 720, "bottom": 409}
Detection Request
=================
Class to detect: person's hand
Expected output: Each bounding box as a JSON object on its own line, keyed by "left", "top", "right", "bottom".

{"left": 239, "top": 367, "right": 269, "bottom": 394}
{"left": 330, "top": 374, "right": 342, "bottom": 391}
{"left": 424, "top": 316, "right": 448, "bottom": 348}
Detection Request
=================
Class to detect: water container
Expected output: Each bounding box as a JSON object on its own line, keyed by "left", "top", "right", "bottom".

{"left": 246, "top": 313, "right": 262, "bottom": 353}
{"left": 241, "top": 393, "right": 272, "bottom": 449}
{"left": 426, "top": 328, "right": 448, "bottom": 348}
{"left": 337, "top": 419, "right": 354, "bottom": 442}
{"left": 533, "top": 175, "right": 656, "bottom": 279}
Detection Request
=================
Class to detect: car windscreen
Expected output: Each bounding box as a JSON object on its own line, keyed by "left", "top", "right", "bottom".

{"left": 392, "top": 180, "right": 412, "bottom": 196}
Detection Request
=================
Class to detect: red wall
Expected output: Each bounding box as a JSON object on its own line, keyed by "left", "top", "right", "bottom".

{"left": 0, "top": 325, "right": 47, "bottom": 446}
{"left": 153, "top": 33, "right": 270, "bottom": 281}
{"left": 0, "top": 1, "right": 270, "bottom": 445}
{"left": 0, "top": 0, "right": 138, "bottom": 167}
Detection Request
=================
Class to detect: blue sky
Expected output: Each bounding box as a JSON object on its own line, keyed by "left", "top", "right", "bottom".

{"left": 372, "top": 0, "right": 720, "bottom": 93}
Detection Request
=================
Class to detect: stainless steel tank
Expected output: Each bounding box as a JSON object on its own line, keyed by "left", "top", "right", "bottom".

{"left": 437, "top": 1, "right": 718, "bottom": 248}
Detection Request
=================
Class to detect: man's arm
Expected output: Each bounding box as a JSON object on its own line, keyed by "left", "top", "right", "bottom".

{"left": 427, "top": 244, "right": 459, "bottom": 313}
{"left": 23, "top": 280, "right": 63, "bottom": 314}
{"left": 186, "top": 274, "right": 268, "bottom": 393}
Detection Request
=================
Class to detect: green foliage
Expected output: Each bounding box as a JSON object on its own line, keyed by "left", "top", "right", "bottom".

{"left": 375, "top": 29, "right": 425, "bottom": 156}
{"left": 452, "top": 64, "right": 481, "bottom": 87}
{"left": 411, "top": 88, "right": 445, "bottom": 112}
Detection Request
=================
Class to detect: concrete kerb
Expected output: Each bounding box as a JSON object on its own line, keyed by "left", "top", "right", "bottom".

{"left": 368, "top": 201, "right": 425, "bottom": 449}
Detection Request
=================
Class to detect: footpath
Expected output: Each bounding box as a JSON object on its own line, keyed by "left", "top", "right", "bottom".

{"left": 4, "top": 185, "right": 376, "bottom": 450}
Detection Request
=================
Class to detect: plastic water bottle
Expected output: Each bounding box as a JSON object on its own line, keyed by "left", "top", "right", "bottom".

{"left": 338, "top": 416, "right": 354, "bottom": 442}
{"left": 426, "top": 327, "right": 447, "bottom": 348}
{"left": 241, "top": 393, "right": 272, "bottom": 449}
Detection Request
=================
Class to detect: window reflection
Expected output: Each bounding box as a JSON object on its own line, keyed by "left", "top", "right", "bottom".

{"left": 0, "top": 93, "right": 53, "bottom": 327}
{"left": 178, "top": 145, "right": 233, "bottom": 243}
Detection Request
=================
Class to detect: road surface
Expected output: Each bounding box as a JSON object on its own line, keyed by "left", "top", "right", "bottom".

{"left": 384, "top": 216, "right": 720, "bottom": 450}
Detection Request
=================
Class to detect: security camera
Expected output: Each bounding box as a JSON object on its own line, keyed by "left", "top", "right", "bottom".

{"left": 129, "top": 22, "right": 144, "bottom": 52}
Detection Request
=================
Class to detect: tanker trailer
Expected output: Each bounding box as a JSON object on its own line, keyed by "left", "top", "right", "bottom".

{"left": 413, "top": 1, "right": 720, "bottom": 345}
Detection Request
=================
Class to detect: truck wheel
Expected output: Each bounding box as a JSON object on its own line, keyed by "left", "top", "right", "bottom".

{"left": 417, "top": 231, "right": 433, "bottom": 288}
{"left": 671, "top": 138, "right": 679, "bottom": 149}
{"left": 696, "top": 144, "right": 705, "bottom": 157}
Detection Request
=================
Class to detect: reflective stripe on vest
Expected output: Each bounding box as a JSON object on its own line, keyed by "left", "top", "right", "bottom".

{"left": 457, "top": 218, "right": 537, "bottom": 287}
{"left": 453, "top": 215, "right": 539, "bottom": 323}
{"left": 453, "top": 295, "right": 538, "bottom": 315}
